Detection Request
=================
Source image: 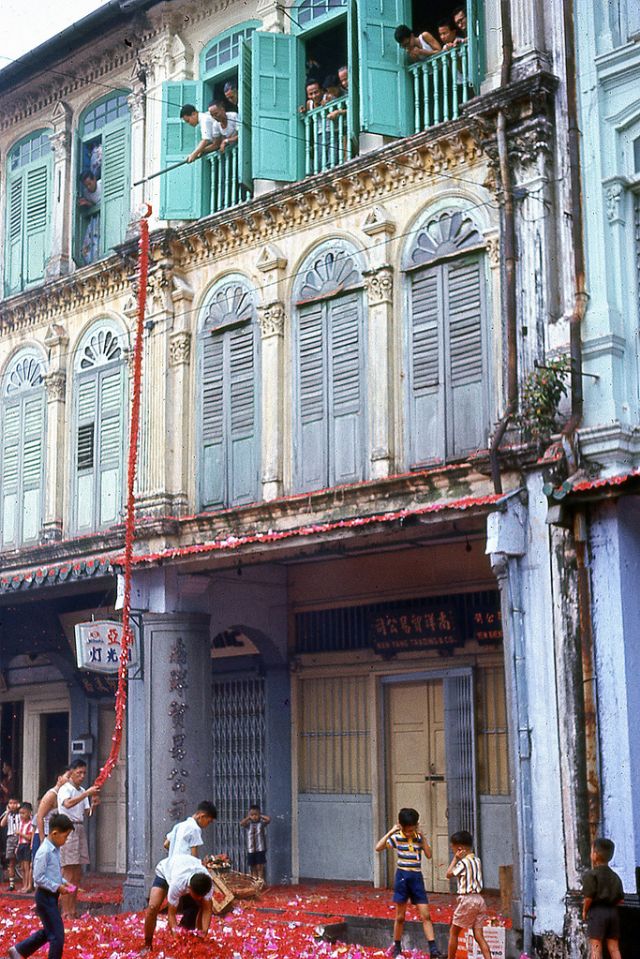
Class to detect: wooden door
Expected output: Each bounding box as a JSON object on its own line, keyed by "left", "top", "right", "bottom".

{"left": 95, "top": 704, "right": 126, "bottom": 873}
{"left": 387, "top": 681, "right": 449, "bottom": 892}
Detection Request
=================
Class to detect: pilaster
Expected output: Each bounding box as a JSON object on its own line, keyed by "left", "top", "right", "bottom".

{"left": 127, "top": 66, "right": 147, "bottom": 221}
{"left": 166, "top": 270, "right": 194, "bottom": 516}
{"left": 508, "top": 0, "right": 552, "bottom": 79}
{"left": 41, "top": 324, "right": 69, "bottom": 541}
{"left": 46, "top": 101, "right": 73, "bottom": 279}
{"left": 257, "top": 243, "right": 288, "bottom": 500}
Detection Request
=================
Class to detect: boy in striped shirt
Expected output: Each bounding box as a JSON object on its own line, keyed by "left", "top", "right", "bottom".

{"left": 376, "top": 807, "right": 442, "bottom": 957}
{"left": 445, "top": 830, "right": 491, "bottom": 959}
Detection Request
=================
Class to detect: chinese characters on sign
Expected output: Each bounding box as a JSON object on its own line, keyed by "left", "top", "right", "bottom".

{"left": 370, "top": 606, "right": 461, "bottom": 654}
{"left": 472, "top": 607, "right": 503, "bottom": 644}
{"left": 74, "top": 620, "right": 139, "bottom": 673}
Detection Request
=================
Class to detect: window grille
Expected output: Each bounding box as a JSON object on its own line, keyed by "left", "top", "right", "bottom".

{"left": 475, "top": 664, "right": 509, "bottom": 795}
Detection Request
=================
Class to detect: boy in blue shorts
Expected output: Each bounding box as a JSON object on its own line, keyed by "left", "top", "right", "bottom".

{"left": 376, "top": 807, "right": 442, "bottom": 958}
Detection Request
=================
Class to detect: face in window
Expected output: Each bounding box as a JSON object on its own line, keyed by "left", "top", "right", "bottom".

{"left": 182, "top": 111, "right": 200, "bottom": 128}
{"left": 306, "top": 82, "right": 323, "bottom": 108}
{"left": 438, "top": 22, "right": 458, "bottom": 46}
{"left": 338, "top": 66, "right": 348, "bottom": 91}
{"left": 224, "top": 83, "right": 238, "bottom": 107}
{"left": 453, "top": 9, "right": 467, "bottom": 34}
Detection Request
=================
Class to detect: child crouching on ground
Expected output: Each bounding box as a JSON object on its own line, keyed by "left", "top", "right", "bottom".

{"left": 7, "top": 813, "right": 75, "bottom": 959}
{"left": 446, "top": 830, "right": 491, "bottom": 959}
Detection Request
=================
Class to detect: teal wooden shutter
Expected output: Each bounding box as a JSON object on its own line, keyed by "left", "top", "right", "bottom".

{"left": 357, "top": 0, "right": 412, "bottom": 137}
{"left": 97, "top": 367, "right": 124, "bottom": 527}
{"left": 347, "top": 0, "right": 359, "bottom": 155}
{"left": 160, "top": 80, "right": 204, "bottom": 219}
{"left": 75, "top": 376, "right": 97, "bottom": 531}
{"left": 252, "top": 32, "right": 303, "bottom": 181}
{"left": 445, "top": 257, "right": 486, "bottom": 456}
{"left": 24, "top": 162, "right": 50, "bottom": 285}
{"left": 297, "top": 302, "right": 328, "bottom": 491}
{"left": 1, "top": 403, "right": 20, "bottom": 545}
{"left": 21, "top": 393, "right": 44, "bottom": 542}
{"left": 228, "top": 326, "right": 258, "bottom": 504}
{"left": 329, "top": 293, "right": 364, "bottom": 484}
{"left": 201, "top": 337, "right": 225, "bottom": 507}
{"left": 409, "top": 267, "right": 444, "bottom": 464}
{"left": 102, "top": 122, "right": 130, "bottom": 253}
{"left": 238, "top": 40, "right": 253, "bottom": 190}
{"left": 6, "top": 175, "right": 24, "bottom": 296}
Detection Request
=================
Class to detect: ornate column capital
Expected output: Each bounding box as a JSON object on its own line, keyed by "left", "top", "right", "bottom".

{"left": 49, "top": 130, "right": 71, "bottom": 162}
{"left": 258, "top": 301, "right": 286, "bottom": 338}
{"left": 43, "top": 370, "right": 66, "bottom": 402}
{"left": 363, "top": 265, "right": 394, "bottom": 306}
{"left": 603, "top": 178, "right": 628, "bottom": 226}
{"left": 169, "top": 330, "right": 192, "bottom": 367}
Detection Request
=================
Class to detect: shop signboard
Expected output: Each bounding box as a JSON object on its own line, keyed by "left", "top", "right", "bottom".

{"left": 370, "top": 605, "right": 462, "bottom": 654}
{"left": 74, "top": 620, "right": 139, "bottom": 673}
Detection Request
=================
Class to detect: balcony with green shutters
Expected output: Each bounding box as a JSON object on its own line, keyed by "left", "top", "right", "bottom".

{"left": 409, "top": 44, "right": 474, "bottom": 133}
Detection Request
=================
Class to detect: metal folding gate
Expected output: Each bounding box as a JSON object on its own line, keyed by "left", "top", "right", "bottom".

{"left": 211, "top": 676, "right": 266, "bottom": 872}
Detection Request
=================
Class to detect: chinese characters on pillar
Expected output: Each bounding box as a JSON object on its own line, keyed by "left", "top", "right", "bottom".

{"left": 167, "top": 636, "right": 189, "bottom": 820}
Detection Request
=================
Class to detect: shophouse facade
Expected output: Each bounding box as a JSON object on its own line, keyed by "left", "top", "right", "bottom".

{"left": 0, "top": 0, "right": 610, "bottom": 954}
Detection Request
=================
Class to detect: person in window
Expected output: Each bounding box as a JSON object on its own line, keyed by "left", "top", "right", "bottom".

{"left": 394, "top": 24, "right": 442, "bottom": 61}
{"left": 88, "top": 141, "right": 102, "bottom": 179}
{"left": 437, "top": 18, "right": 460, "bottom": 49}
{"left": 338, "top": 65, "right": 348, "bottom": 92}
{"left": 208, "top": 100, "right": 240, "bottom": 153}
{"left": 180, "top": 103, "right": 216, "bottom": 163}
{"left": 299, "top": 79, "right": 324, "bottom": 114}
{"left": 452, "top": 6, "right": 468, "bottom": 40}
{"left": 78, "top": 170, "right": 102, "bottom": 266}
{"left": 223, "top": 80, "right": 238, "bottom": 110}
{"left": 324, "top": 75, "right": 347, "bottom": 165}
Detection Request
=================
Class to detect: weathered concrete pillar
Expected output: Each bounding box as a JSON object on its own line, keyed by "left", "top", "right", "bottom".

{"left": 123, "top": 610, "right": 212, "bottom": 910}
{"left": 127, "top": 72, "right": 146, "bottom": 217}
{"left": 508, "top": 0, "right": 551, "bottom": 79}
{"left": 46, "top": 101, "right": 73, "bottom": 279}
{"left": 264, "top": 664, "right": 292, "bottom": 883}
{"left": 258, "top": 301, "right": 285, "bottom": 500}
{"left": 42, "top": 324, "right": 69, "bottom": 542}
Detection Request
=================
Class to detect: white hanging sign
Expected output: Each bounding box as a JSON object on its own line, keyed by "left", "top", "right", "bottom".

{"left": 74, "top": 620, "right": 139, "bottom": 673}
{"left": 465, "top": 926, "right": 506, "bottom": 959}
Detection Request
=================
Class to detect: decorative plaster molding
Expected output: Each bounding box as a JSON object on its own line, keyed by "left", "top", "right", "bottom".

{"left": 258, "top": 301, "right": 285, "bottom": 338}
{"left": 604, "top": 180, "right": 626, "bottom": 225}
{"left": 484, "top": 234, "right": 500, "bottom": 268}
{"left": 362, "top": 205, "right": 397, "bottom": 237}
{"left": 44, "top": 323, "right": 68, "bottom": 350}
{"left": 363, "top": 266, "right": 394, "bottom": 306}
{"left": 43, "top": 370, "right": 67, "bottom": 402}
{"left": 48, "top": 130, "right": 70, "bottom": 162}
{"left": 256, "top": 243, "right": 287, "bottom": 273}
{"left": 169, "top": 330, "right": 191, "bottom": 367}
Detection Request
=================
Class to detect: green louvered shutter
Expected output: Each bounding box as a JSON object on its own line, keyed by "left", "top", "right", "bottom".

{"left": 1, "top": 403, "right": 20, "bottom": 545}
{"left": 229, "top": 326, "right": 258, "bottom": 505}
{"left": 6, "top": 175, "right": 24, "bottom": 296}
{"left": 358, "top": 0, "right": 412, "bottom": 137}
{"left": 297, "top": 302, "right": 328, "bottom": 491}
{"left": 201, "top": 336, "right": 225, "bottom": 507}
{"left": 160, "top": 80, "right": 204, "bottom": 219}
{"left": 409, "top": 267, "right": 445, "bottom": 464}
{"left": 102, "top": 123, "right": 130, "bottom": 253}
{"left": 445, "top": 256, "right": 486, "bottom": 456}
{"left": 24, "top": 162, "right": 50, "bottom": 285}
{"left": 238, "top": 40, "right": 253, "bottom": 190}
{"left": 97, "top": 367, "right": 124, "bottom": 527}
{"left": 329, "top": 293, "right": 364, "bottom": 484}
{"left": 252, "top": 32, "right": 303, "bottom": 181}
{"left": 76, "top": 376, "right": 98, "bottom": 532}
{"left": 21, "top": 393, "right": 44, "bottom": 542}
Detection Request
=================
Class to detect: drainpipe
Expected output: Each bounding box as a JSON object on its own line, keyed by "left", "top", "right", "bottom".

{"left": 489, "top": 0, "right": 518, "bottom": 495}
{"left": 562, "top": 0, "right": 600, "bottom": 849}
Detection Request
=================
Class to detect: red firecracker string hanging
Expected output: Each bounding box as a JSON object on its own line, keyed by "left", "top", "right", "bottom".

{"left": 94, "top": 205, "right": 151, "bottom": 790}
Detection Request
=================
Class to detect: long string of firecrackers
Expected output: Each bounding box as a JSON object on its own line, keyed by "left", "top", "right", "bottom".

{"left": 94, "top": 205, "right": 151, "bottom": 790}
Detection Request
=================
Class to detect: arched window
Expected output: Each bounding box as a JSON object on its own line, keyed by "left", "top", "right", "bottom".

{"left": 405, "top": 209, "right": 489, "bottom": 465}
{"left": 199, "top": 277, "right": 260, "bottom": 509}
{"left": 73, "top": 322, "right": 126, "bottom": 532}
{"left": 75, "top": 92, "right": 130, "bottom": 266}
{"left": 1, "top": 350, "right": 46, "bottom": 547}
{"left": 293, "top": 241, "right": 366, "bottom": 491}
{"left": 4, "top": 130, "right": 52, "bottom": 296}
{"left": 297, "top": 0, "right": 346, "bottom": 28}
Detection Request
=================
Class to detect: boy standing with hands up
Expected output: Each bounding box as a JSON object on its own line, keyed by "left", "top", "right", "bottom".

{"left": 376, "top": 807, "right": 442, "bottom": 958}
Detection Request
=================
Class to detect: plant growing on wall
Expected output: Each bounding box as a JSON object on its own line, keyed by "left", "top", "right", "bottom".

{"left": 518, "top": 357, "right": 569, "bottom": 443}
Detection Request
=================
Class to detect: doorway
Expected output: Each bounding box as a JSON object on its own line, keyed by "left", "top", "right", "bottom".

{"left": 386, "top": 680, "right": 450, "bottom": 892}
{"left": 95, "top": 704, "right": 126, "bottom": 873}
{"left": 38, "top": 712, "right": 69, "bottom": 797}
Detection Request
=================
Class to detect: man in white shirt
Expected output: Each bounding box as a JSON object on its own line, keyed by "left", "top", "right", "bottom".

{"left": 143, "top": 853, "right": 213, "bottom": 950}
{"left": 208, "top": 100, "right": 240, "bottom": 153}
{"left": 180, "top": 103, "right": 216, "bottom": 163}
{"left": 164, "top": 800, "right": 217, "bottom": 858}
{"left": 57, "top": 759, "right": 100, "bottom": 917}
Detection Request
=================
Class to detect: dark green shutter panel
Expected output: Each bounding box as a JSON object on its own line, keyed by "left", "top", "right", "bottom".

{"left": 102, "top": 123, "right": 130, "bottom": 254}
{"left": 238, "top": 40, "right": 253, "bottom": 190}
{"left": 252, "top": 32, "right": 303, "bottom": 181}
{"left": 297, "top": 302, "right": 328, "bottom": 491}
{"left": 76, "top": 376, "right": 97, "bottom": 531}
{"left": 346, "top": 0, "right": 359, "bottom": 153}
{"left": 445, "top": 257, "right": 485, "bottom": 456}
{"left": 98, "top": 368, "right": 124, "bottom": 527}
{"left": 410, "top": 268, "right": 444, "bottom": 464}
{"left": 201, "top": 337, "right": 225, "bottom": 507}
{"left": 6, "top": 175, "right": 24, "bottom": 296}
{"left": 1, "top": 403, "right": 20, "bottom": 544}
{"left": 329, "top": 293, "right": 364, "bottom": 484}
{"left": 228, "top": 326, "right": 258, "bottom": 504}
{"left": 160, "top": 80, "right": 204, "bottom": 219}
{"left": 24, "top": 163, "right": 50, "bottom": 285}
{"left": 21, "top": 394, "right": 44, "bottom": 542}
{"left": 357, "top": 0, "right": 412, "bottom": 137}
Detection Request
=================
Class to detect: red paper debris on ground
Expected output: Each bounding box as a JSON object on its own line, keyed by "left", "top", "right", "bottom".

{"left": 0, "top": 882, "right": 510, "bottom": 959}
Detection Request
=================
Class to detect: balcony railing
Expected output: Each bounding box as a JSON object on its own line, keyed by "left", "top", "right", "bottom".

{"left": 209, "top": 144, "right": 252, "bottom": 214}
{"left": 409, "top": 44, "right": 473, "bottom": 133}
{"left": 302, "top": 95, "right": 353, "bottom": 177}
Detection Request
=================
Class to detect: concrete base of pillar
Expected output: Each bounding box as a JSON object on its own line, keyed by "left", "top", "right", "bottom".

{"left": 122, "top": 873, "right": 148, "bottom": 913}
